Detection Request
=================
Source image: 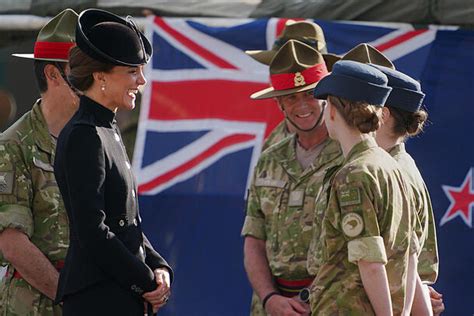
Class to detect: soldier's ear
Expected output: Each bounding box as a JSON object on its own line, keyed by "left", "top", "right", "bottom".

{"left": 44, "top": 64, "right": 60, "bottom": 84}
{"left": 381, "top": 107, "right": 391, "bottom": 124}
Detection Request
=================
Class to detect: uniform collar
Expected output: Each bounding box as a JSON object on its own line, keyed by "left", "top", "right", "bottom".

{"left": 31, "top": 99, "right": 55, "bottom": 155}
{"left": 344, "top": 137, "right": 378, "bottom": 163}
{"left": 388, "top": 142, "right": 406, "bottom": 157}
{"left": 278, "top": 135, "right": 342, "bottom": 180}
{"left": 80, "top": 95, "right": 116, "bottom": 125}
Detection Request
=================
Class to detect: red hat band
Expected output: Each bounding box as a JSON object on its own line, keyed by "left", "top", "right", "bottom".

{"left": 270, "top": 63, "right": 328, "bottom": 91}
{"left": 34, "top": 41, "right": 75, "bottom": 60}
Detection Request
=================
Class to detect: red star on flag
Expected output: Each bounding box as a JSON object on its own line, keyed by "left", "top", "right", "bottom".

{"left": 441, "top": 169, "right": 474, "bottom": 227}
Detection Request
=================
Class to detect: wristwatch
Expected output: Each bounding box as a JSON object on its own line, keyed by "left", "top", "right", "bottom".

{"left": 299, "top": 287, "right": 310, "bottom": 303}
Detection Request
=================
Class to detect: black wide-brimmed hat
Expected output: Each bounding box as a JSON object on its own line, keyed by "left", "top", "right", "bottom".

{"left": 76, "top": 9, "right": 152, "bottom": 66}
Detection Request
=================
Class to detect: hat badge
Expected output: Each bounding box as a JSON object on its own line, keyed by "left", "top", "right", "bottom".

{"left": 294, "top": 72, "right": 306, "bottom": 87}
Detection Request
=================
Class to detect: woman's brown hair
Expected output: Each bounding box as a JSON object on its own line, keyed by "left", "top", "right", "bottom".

{"left": 68, "top": 46, "right": 114, "bottom": 92}
{"left": 388, "top": 106, "right": 428, "bottom": 137}
{"left": 328, "top": 95, "right": 382, "bottom": 133}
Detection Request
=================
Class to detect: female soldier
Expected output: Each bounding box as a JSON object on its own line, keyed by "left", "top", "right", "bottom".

{"left": 54, "top": 9, "right": 172, "bottom": 315}
{"left": 372, "top": 65, "right": 439, "bottom": 315}
{"left": 308, "top": 60, "right": 413, "bottom": 315}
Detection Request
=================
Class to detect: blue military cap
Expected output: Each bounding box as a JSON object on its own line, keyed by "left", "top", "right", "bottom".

{"left": 370, "top": 64, "right": 425, "bottom": 112}
{"left": 313, "top": 60, "right": 392, "bottom": 107}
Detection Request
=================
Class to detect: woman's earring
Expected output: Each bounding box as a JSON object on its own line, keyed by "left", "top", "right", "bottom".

{"left": 101, "top": 84, "right": 106, "bottom": 91}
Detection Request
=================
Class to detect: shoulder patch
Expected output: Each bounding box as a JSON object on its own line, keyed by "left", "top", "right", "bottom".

{"left": 254, "top": 178, "right": 286, "bottom": 188}
{"left": 338, "top": 187, "right": 361, "bottom": 207}
{"left": 0, "top": 171, "right": 14, "bottom": 194}
{"left": 342, "top": 212, "right": 364, "bottom": 238}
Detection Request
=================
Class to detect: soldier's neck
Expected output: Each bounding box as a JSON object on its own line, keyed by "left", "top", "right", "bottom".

{"left": 376, "top": 133, "right": 403, "bottom": 152}
{"left": 339, "top": 129, "right": 372, "bottom": 158}
{"left": 296, "top": 125, "right": 328, "bottom": 150}
{"left": 40, "top": 93, "right": 78, "bottom": 138}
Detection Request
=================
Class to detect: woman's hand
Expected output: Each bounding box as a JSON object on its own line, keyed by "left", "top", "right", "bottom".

{"left": 142, "top": 268, "right": 171, "bottom": 312}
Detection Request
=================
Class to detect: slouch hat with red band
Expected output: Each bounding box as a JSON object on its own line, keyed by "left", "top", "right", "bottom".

{"left": 251, "top": 40, "right": 328, "bottom": 100}
{"left": 12, "top": 8, "right": 78, "bottom": 62}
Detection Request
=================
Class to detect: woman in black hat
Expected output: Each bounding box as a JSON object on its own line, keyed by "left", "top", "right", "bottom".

{"left": 54, "top": 9, "right": 172, "bottom": 315}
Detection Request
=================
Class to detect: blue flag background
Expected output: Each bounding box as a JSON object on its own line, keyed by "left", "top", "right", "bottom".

{"left": 135, "top": 17, "right": 474, "bottom": 315}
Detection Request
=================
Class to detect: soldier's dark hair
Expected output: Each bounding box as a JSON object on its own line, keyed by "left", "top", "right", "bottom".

{"left": 388, "top": 106, "right": 428, "bottom": 137}
{"left": 68, "top": 46, "right": 114, "bottom": 92}
{"left": 34, "top": 60, "right": 66, "bottom": 93}
{"left": 328, "top": 95, "right": 382, "bottom": 133}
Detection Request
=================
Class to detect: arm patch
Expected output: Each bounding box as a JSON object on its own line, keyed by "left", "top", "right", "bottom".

{"left": 338, "top": 187, "right": 361, "bottom": 207}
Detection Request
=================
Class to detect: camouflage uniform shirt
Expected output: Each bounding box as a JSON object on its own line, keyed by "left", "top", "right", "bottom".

{"left": 309, "top": 138, "right": 412, "bottom": 315}
{"left": 0, "top": 101, "right": 68, "bottom": 316}
{"left": 262, "top": 120, "right": 293, "bottom": 151}
{"left": 242, "top": 136, "right": 343, "bottom": 315}
{"left": 389, "top": 143, "right": 439, "bottom": 284}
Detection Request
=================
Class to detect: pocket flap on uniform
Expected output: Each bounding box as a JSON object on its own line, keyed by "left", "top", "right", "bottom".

{"left": 255, "top": 178, "right": 286, "bottom": 188}
{"left": 33, "top": 157, "right": 54, "bottom": 172}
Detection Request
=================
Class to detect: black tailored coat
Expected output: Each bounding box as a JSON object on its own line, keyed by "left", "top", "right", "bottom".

{"left": 54, "top": 96, "right": 172, "bottom": 311}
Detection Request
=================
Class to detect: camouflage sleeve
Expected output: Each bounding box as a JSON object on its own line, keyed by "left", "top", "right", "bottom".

{"left": 241, "top": 174, "right": 266, "bottom": 240}
{"left": 409, "top": 230, "right": 420, "bottom": 255}
{"left": 417, "top": 186, "right": 439, "bottom": 284}
{"left": 336, "top": 181, "right": 387, "bottom": 264}
{"left": 0, "top": 141, "right": 34, "bottom": 238}
{"left": 409, "top": 185, "right": 424, "bottom": 256}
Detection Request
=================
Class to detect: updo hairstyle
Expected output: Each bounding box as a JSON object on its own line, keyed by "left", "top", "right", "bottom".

{"left": 68, "top": 46, "right": 114, "bottom": 92}
{"left": 388, "top": 106, "right": 428, "bottom": 137}
{"left": 328, "top": 95, "right": 382, "bottom": 133}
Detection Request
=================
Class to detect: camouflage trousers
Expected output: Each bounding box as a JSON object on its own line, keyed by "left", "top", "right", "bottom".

{"left": 0, "top": 267, "right": 61, "bottom": 316}
{"left": 250, "top": 291, "right": 266, "bottom": 316}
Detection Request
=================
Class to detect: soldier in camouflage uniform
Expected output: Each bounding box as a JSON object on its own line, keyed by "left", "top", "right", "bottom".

{"left": 308, "top": 61, "right": 413, "bottom": 315}
{"left": 246, "top": 20, "right": 333, "bottom": 151}
{"left": 0, "top": 9, "right": 79, "bottom": 316}
{"left": 242, "top": 40, "right": 343, "bottom": 316}
{"left": 260, "top": 41, "right": 395, "bottom": 151}
{"left": 372, "top": 65, "right": 442, "bottom": 315}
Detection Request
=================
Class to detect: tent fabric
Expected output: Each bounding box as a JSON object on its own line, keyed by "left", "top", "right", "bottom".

{"left": 252, "top": 0, "right": 474, "bottom": 25}
{"left": 0, "top": 0, "right": 473, "bottom": 25}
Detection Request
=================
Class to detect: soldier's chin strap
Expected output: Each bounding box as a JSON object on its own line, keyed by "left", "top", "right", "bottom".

{"left": 54, "top": 62, "right": 81, "bottom": 98}
{"left": 285, "top": 101, "right": 326, "bottom": 132}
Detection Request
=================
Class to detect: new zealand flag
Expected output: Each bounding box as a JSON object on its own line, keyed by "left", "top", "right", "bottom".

{"left": 134, "top": 17, "right": 474, "bottom": 315}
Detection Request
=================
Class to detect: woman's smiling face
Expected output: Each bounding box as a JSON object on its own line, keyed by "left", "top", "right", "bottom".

{"left": 102, "top": 65, "right": 147, "bottom": 111}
